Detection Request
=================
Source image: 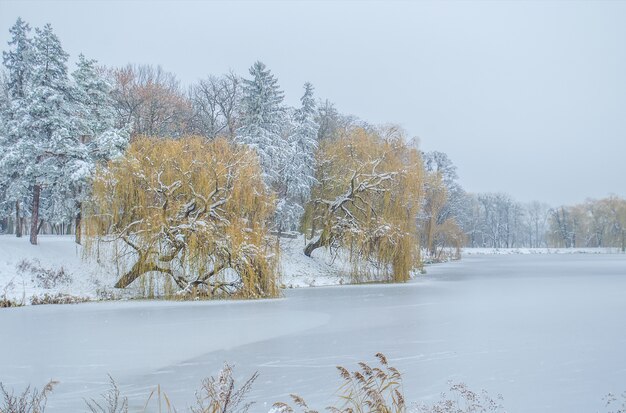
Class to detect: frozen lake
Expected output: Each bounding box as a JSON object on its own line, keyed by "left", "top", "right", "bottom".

{"left": 1, "top": 254, "right": 625, "bottom": 412}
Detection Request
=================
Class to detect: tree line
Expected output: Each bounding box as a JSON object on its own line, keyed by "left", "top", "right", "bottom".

{"left": 0, "top": 19, "right": 624, "bottom": 295}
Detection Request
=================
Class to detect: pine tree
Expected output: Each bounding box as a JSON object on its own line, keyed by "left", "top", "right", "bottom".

{"left": 3, "top": 18, "right": 32, "bottom": 100}
{"left": 275, "top": 83, "right": 319, "bottom": 232}
{"left": 23, "top": 23, "right": 74, "bottom": 245}
{"left": 289, "top": 82, "right": 318, "bottom": 201}
{"left": 0, "top": 18, "right": 35, "bottom": 237}
{"left": 70, "top": 54, "right": 128, "bottom": 243}
{"left": 236, "top": 61, "right": 287, "bottom": 186}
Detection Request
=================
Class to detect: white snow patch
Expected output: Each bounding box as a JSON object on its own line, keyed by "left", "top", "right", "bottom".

{"left": 279, "top": 235, "right": 351, "bottom": 288}
{"left": 0, "top": 235, "right": 124, "bottom": 304}
{"left": 0, "top": 234, "right": 358, "bottom": 304}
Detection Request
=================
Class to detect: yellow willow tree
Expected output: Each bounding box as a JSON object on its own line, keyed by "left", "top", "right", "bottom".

{"left": 301, "top": 127, "right": 424, "bottom": 282}
{"left": 421, "top": 172, "right": 465, "bottom": 260}
{"left": 84, "top": 137, "right": 278, "bottom": 298}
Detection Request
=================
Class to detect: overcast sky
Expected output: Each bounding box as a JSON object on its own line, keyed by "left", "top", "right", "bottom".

{"left": 1, "top": 0, "right": 624, "bottom": 206}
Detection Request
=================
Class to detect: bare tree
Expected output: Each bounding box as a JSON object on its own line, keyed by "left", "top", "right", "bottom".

{"left": 189, "top": 72, "right": 242, "bottom": 140}
{"left": 110, "top": 64, "right": 192, "bottom": 138}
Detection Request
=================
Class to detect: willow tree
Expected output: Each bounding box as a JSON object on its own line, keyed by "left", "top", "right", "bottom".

{"left": 301, "top": 127, "right": 424, "bottom": 282}
{"left": 421, "top": 172, "right": 465, "bottom": 260}
{"left": 85, "top": 137, "right": 278, "bottom": 298}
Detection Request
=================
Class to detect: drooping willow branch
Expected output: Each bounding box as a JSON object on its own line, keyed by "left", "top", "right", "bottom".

{"left": 86, "top": 137, "right": 278, "bottom": 298}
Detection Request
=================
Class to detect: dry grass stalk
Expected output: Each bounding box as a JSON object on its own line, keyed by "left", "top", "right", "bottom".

{"left": 190, "top": 363, "right": 258, "bottom": 413}
{"left": 273, "top": 353, "right": 405, "bottom": 413}
{"left": 0, "top": 380, "right": 58, "bottom": 413}
{"left": 84, "top": 375, "right": 128, "bottom": 413}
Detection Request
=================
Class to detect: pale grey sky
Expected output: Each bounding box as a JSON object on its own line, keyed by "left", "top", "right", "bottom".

{"left": 1, "top": 0, "right": 624, "bottom": 206}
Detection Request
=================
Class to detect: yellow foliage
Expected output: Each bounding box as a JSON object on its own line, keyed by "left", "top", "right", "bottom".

{"left": 303, "top": 127, "right": 424, "bottom": 282}
{"left": 85, "top": 137, "right": 278, "bottom": 298}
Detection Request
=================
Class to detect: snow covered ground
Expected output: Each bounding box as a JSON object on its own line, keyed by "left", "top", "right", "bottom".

{"left": 279, "top": 236, "right": 351, "bottom": 288}
{"left": 0, "top": 235, "right": 355, "bottom": 304}
{"left": 0, "top": 235, "right": 122, "bottom": 304}
{"left": 1, "top": 235, "right": 623, "bottom": 305}
{"left": 1, "top": 253, "right": 625, "bottom": 412}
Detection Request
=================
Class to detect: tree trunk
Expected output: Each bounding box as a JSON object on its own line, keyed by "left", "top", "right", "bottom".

{"left": 114, "top": 254, "right": 173, "bottom": 289}
{"left": 115, "top": 254, "right": 149, "bottom": 288}
{"left": 15, "top": 201, "right": 22, "bottom": 238}
{"left": 304, "top": 230, "right": 327, "bottom": 257}
{"left": 75, "top": 202, "right": 82, "bottom": 245}
{"left": 30, "top": 185, "right": 41, "bottom": 245}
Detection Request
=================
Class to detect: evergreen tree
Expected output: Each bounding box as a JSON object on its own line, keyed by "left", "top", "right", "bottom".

{"left": 236, "top": 61, "right": 287, "bottom": 186}
{"left": 0, "top": 17, "right": 35, "bottom": 237}
{"left": 69, "top": 54, "right": 128, "bottom": 243}
{"left": 23, "top": 23, "right": 74, "bottom": 244}
{"left": 275, "top": 82, "right": 319, "bottom": 232}
{"left": 3, "top": 18, "right": 33, "bottom": 99}
{"left": 289, "top": 82, "right": 318, "bottom": 200}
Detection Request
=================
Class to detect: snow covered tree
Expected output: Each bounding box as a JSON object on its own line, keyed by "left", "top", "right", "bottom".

{"left": 69, "top": 54, "right": 128, "bottom": 243}
{"left": 548, "top": 206, "right": 577, "bottom": 248}
{"left": 0, "top": 17, "right": 34, "bottom": 238}
{"left": 315, "top": 99, "right": 360, "bottom": 142}
{"left": 0, "top": 74, "right": 9, "bottom": 233}
{"left": 546, "top": 197, "right": 626, "bottom": 249}
{"left": 274, "top": 82, "right": 319, "bottom": 232}
{"left": 474, "top": 193, "right": 524, "bottom": 248}
{"left": 302, "top": 127, "right": 424, "bottom": 282}
{"left": 523, "top": 201, "right": 550, "bottom": 248}
{"left": 189, "top": 72, "right": 242, "bottom": 140}
{"left": 2, "top": 18, "right": 32, "bottom": 100}
{"left": 420, "top": 151, "right": 466, "bottom": 258}
{"left": 85, "top": 137, "right": 278, "bottom": 298}
{"left": 236, "top": 61, "right": 287, "bottom": 186}
{"left": 0, "top": 21, "right": 127, "bottom": 245}
{"left": 21, "top": 23, "right": 76, "bottom": 245}
{"left": 110, "top": 64, "right": 191, "bottom": 138}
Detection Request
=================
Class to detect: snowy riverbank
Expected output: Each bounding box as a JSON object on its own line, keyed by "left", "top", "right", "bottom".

{"left": 0, "top": 235, "right": 356, "bottom": 304}
{"left": 3, "top": 235, "right": 623, "bottom": 305}
{"left": 462, "top": 247, "right": 623, "bottom": 255}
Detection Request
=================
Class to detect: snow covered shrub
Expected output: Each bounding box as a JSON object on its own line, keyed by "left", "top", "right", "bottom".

{"left": 85, "top": 137, "right": 279, "bottom": 298}
{"left": 301, "top": 126, "right": 424, "bottom": 283}
{"left": 29, "top": 293, "right": 90, "bottom": 305}
{"left": 0, "top": 380, "right": 57, "bottom": 413}
{"left": 191, "top": 363, "right": 258, "bottom": 413}
{"left": 0, "top": 278, "right": 24, "bottom": 308}
{"left": 16, "top": 259, "right": 71, "bottom": 289}
{"left": 273, "top": 353, "right": 406, "bottom": 413}
{"left": 412, "top": 382, "right": 505, "bottom": 413}
{"left": 0, "top": 298, "right": 20, "bottom": 308}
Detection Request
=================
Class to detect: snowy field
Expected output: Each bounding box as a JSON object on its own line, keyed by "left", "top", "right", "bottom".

{"left": 1, "top": 248, "right": 625, "bottom": 412}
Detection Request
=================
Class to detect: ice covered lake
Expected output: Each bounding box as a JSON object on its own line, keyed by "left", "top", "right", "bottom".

{"left": 1, "top": 254, "right": 625, "bottom": 412}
